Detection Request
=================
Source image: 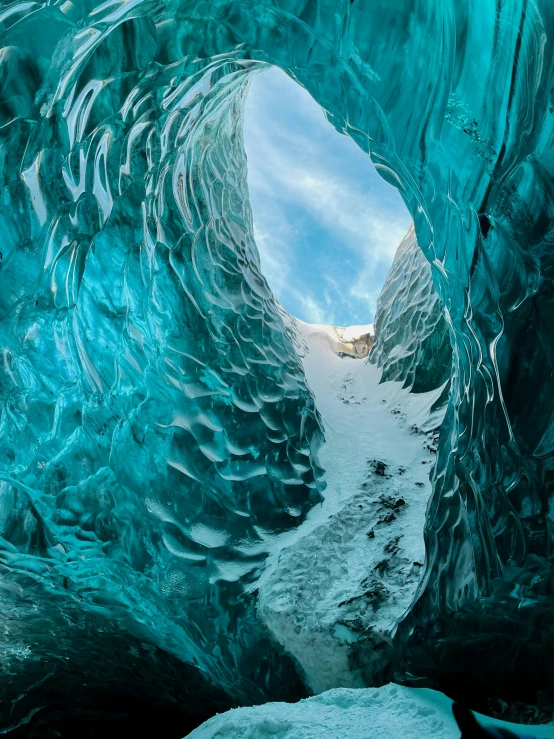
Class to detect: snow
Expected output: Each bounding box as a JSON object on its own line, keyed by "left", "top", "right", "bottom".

{"left": 256, "top": 317, "right": 447, "bottom": 693}
{"left": 185, "top": 682, "right": 554, "bottom": 738}
{"left": 340, "top": 324, "right": 374, "bottom": 342}
{"left": 294, "top": 322, "right": 375, "bottom": 358}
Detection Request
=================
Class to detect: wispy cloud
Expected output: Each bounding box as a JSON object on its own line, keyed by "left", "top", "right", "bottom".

{"left": 243, "top": 67, "right": 411, "bottom": 326}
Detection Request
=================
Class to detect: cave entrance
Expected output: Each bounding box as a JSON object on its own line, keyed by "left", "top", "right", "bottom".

{"left": 238, "top": 68, "right": 452, "bottom": 698}
{"left": 243, "top": 66, "right": 412, "bottom": 333}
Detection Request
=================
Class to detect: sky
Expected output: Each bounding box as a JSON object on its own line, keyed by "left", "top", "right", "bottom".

{"left": 243, "top": 66, "right": 412, "bottom": 327}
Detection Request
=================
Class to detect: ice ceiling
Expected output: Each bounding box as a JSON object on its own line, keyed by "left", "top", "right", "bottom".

{"left": 1, "top": 0, "right": 554, "bottom": 733}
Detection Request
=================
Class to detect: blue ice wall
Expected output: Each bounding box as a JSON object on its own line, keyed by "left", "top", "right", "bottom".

{"left": 2, "top": 0, "right": 554, "bottom": 727}
{"left": 369, "top": 226, "right": 452, "bottom": 394}
{"left": 0, "top": 39, "right": 325, "bottom": 730}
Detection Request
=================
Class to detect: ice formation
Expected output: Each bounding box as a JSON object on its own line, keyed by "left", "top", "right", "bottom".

{"left": 2, "top": 0, "right": 554, "bottom": 733}
{"left": 369, "top": 226, "right": 452, "bottom": 395}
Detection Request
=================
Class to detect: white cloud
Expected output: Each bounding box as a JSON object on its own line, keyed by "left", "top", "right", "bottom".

{"left": 298, "top": 294, "right": 334, "bottom": 325}
{"left": 252, "top": 225, "right": 293, "bottom": 298}
{"left": 243, "top": 67, "right": 411, "bottom": 325}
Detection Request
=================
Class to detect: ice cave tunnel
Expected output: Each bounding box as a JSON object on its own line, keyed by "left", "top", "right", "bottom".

{"left": 2, "top": 0, "right": 554, "bottom": 736}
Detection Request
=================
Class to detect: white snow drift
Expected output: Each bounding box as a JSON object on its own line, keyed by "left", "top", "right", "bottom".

{"left": 186, "top": 683, "right": 554, "bottom": 739}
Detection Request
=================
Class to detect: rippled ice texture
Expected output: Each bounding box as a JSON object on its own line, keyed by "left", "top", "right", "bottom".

{"left": 369, "top": 226, "right": 452, "bottom": 396}
{"left": 2, "top": 0, "right": 554, "bottom": 730}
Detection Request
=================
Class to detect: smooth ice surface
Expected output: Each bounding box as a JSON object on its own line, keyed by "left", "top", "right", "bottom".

{"left": 3, "top": 0, "right": 554, "bottom": 727}
{"left": 186, "top": 683, "right": 554, "bottom": 739}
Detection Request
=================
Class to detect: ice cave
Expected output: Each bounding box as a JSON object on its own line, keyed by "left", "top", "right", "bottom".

{"left": 2, "top": 0, "right": 554, "bottom": 736}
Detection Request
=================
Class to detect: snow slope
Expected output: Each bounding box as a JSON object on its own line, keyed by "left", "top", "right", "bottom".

{"left": 292, "top": 322, "right": 375, "bottom": 358}
{"left": 186, "top": 683, "right": 554, "bottom": 739}
{"left": 257, "top": 318, "right": 447, "bottom": 693}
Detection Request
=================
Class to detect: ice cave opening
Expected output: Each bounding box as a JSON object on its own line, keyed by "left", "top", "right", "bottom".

{"left": 3, "top": 0, "right": 554, "bottom": 736}
{"left": 243, "top": 65, "right": 412, "bottom": 330}
{"left": 239, "top": 67, "right": 454, "bottom": 708}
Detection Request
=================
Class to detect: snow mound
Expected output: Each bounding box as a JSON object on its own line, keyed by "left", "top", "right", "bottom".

{"left": 185, "top": 683, "right": 554, "bottom": 739}
{"left": 292, "top": 320, "right": 375, "bottom": 358}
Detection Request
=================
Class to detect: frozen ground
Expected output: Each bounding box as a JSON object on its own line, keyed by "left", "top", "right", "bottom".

{"left": 186, "top": 682, "right": 554, "bottom": 739}
{"left": 256, "top": 318, "right": 447, "bottom": 693}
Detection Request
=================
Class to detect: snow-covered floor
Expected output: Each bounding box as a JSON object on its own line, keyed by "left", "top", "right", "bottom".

{"left": 186, "top": 320, "right": 554, "bottom": 739}
{"left": 257, "top": 319, "right": 447, "bottom": 693}
{"left": 290, "top": 318, "right": 444, "bottom": 519}
{"left": 186, "top": 682, "right": 554, "bottom": 739}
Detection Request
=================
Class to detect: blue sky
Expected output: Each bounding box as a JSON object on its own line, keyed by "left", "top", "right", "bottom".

{"left": 243, "top": 67, "right": 412, "bottom": 327}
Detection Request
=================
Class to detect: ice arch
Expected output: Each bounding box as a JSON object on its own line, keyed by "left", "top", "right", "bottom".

{"left": 2, "top": 0, "right": 554, "bottom": 728}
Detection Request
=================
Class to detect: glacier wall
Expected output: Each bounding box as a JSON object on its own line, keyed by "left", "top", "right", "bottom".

{"left": 369, "top": 226, "right": 452, "bottom": 396}
{"left": 3, "top": 0, "right": 554, "bottom": 728}
{"left": 0, "top": 32, "right": 325, "bottom": 733}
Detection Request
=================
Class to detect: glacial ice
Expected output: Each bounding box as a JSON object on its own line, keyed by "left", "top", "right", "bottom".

{"left": 2, "top": 0, "right": 554, "bottom": 732}
{"left": 0, "top": 24, "right": 325, "bottom": 735}
{"left": 369, "top": 226, "right": 452, "bottom": 395}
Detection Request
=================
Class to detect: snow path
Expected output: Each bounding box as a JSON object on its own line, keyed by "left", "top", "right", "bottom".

{"left": 257, "top": 319, "right": 447, "bottom": 693}
{"left": 186, "top": 683, "right": 554, "bottom": 739}
{"left": 292, "top": 319, "right": 443, "bottom": 523}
